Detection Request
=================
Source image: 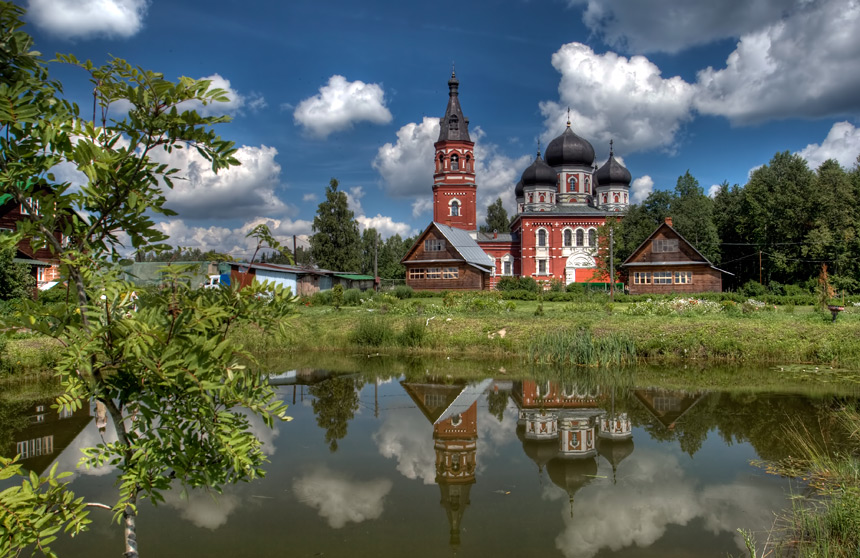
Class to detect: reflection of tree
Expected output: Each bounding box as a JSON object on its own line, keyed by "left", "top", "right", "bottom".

{"left": 309, "top": 375, "right": 362, "bottom": 452}
{"left": 487, "top": 390, "right": 509, "bottom": 423}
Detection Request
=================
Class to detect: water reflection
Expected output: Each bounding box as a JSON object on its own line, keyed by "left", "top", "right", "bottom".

{"left": 3, "top": 371, "right": 851, "bottom": 558}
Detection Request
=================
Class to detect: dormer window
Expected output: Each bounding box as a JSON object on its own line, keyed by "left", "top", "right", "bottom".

{"left": 451, "top": 154, "right": 459, "bottom": 171}
{"left": 449, "top": 115, "right": 459, "bottom": 131}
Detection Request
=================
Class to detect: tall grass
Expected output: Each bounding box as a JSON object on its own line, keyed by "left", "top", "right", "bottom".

{"left": 527, "top": 328, "right": 636, "bottom": 367}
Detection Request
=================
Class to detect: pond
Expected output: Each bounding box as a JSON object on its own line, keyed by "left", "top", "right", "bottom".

{"left": 4, "top": 366, "right": 858, "bottom": 558}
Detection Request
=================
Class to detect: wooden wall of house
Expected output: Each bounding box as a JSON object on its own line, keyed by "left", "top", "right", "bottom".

{"left": 1, "top": 203, "right": 61, "bottom": 262}
{"left": 408, "top": 229, "right": 461, "bottom": 262}
{"left": 405, "top": 264, "right": 488, "bottom": 291}
{"left": 628, "top": 227, "right": 705, "bottom": 264}
{"left": 627, "top": 265, "right": 722, "bottom": 295}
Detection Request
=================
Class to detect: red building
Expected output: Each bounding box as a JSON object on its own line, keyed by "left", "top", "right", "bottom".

{"left": 404, "top": 73, "right": 632, "bottom": 290}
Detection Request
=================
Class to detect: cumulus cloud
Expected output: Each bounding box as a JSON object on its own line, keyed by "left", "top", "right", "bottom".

{"left": 373, "top": 410, "right": 436, "bottom": 484}
{"left": 294, "top": 76, "right": 393, "bottom": 139}
{"left": 292, "top": 467, "right": 392, "bottom": 528}
{"left": 162, "top": 489, "right": 243, "bottom": 530}
{"left": 540, "top": 43, "right": 695, "bottom": 156}
{"left": 156, "top": 217, "right": 312, "bottom": 259}
{"left": 373, "top": 117, "right": 439, "bottom": 199}
{"left": 177, "top": 74, "right": 260, "bottom": 117}
{"left": 630, "top": 175, "right": 654, "bottom": 203}
{"left": 569, "top": 0, "right": 802, "bottom": 54}
{"left": 707, "top": 184, "right": 722, "bottom": 198}
{"left": 153, "top": 144, "right": 290, "bottom": 220}
{"left": 302, "top": 193, "right": 318, "bottom": 203}
{"left": 694, "top": 0, "right": 860, "bottom": 123}
{"left": 27, "top": 0, "right": 148, "bottom": 39}
{"left": 357, "top": 215, "right": 417, "bottom": 239}
{"left": 796, "top": 121, "right": 860, "bottom": 170}
{"left": 347, "top": 186, "right": 365, "bottom": 216}
{"left": 373, "top": 119, "right": 528, "bottom": 220}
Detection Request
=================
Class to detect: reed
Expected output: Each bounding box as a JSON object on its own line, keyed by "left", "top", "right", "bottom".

{"left": 349, "top": 315, "right": 395, "bottom": 347}
{"left": 527, "top": 328, "right": 636, "bottom": 367}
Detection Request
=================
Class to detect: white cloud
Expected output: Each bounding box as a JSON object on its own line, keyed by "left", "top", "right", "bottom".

{"left": 156, "top": 217, "right": 312, "bottom": 259}
{"left": 796, "top": 121, "right": 860, "bottom": 170}
{"left": 373, "top": 119, "right": 527, "bottom": 224}
{"left": 357, "top": 215, "right": 417, "bottom": 239}
{"left": 373, "top": 410, "right": 436, "bottom": 484}
{"left": 347, "top": 186, "right": 365, "bottom": 216}
{"left": 569, "top": 0, "right": 803, "bottom": 54}
{"left": 294, "top": 76, "right": 393, "bottom": 139}
{"left": 540, "top": 43, "right": 695, "bottom": 156}
{"left": 302, "top": 193, "right": 319, "bottom": 203}
{"left": 630, "top": 175, "right": 654, "bottom": 203}
{"left": 707, "top": 184, "right": 722, "bottom": 198}
{"left": 177, "top": 74, "right": 257, "bottom": 117}
{"left": 154, "top": 144, "right": 291, "bottom": 220}
{"left": 373, "top": 117, "right": 439, "bottom": 198}
{"left": 27, "top": 0, "right": 148, "bottom": 39}
{"left": 292, "top": 467, "right": 393, "bottom": 528}
{"left": 694, "top": 0, "right": 860, "bottom": 123}
{"left": 162, "top": 489, "right": 242, "bottom": 530}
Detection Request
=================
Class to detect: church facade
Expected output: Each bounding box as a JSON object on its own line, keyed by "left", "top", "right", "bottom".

{"left": 402, "top": 72, "right": 632, "bottom": 290}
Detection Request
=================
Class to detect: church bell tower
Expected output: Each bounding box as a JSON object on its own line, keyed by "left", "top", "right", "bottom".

{"left": 432, "top": 71, "right": 477, "bottom": 230}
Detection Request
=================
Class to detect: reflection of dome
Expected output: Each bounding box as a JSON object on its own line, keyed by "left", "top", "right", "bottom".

{"left": 595, "top": 142, "right": 631, "bottom": 187}
{"left": 523, "top": 439, "right": 558, "bottom": 474}
{"left": 521, "top": 152, "right": 557, "bottom": 188}
{"left": 545, "top": 125, "right": 595, "bottom": 167}
{"left": 547, "top": 456, "right": 598, "bottom": 517}
{"left": 598, "top": 437, "right": 634, "bottom": 484}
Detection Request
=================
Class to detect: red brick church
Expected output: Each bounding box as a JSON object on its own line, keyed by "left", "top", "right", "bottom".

{"left": 402, "top": 72, "right": 632, "bottom": 290}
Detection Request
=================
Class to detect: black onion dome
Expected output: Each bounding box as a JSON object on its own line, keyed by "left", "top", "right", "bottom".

{"left": 521, "top": 152, "right": 557, "bottom": 188}
{"left": 595, "top": 145, "right": 631, "bottom": 187}
{"left": 514, "top": 179, "right": 524, "bottom": 198}
{"left": 545, "top": 126, "right": 595, "bottom": 167}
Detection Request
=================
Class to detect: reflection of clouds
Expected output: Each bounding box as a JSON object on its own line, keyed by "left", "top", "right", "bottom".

{"left": 292, "top": 467, "right": 392, "bottom": 528}
{"left": 555, "top": 449, "right": 787, "bottom": 558}
{"left": 240, "top": 411, "right": 280, "bottom": 456}
{"left": 162, "top": 488, "right": 242, "bottom": 530}
{"left": 373, "top": 410, "right": 435, "bottom": 484}
{"left": 476, "top": 401, "right": 518, "bottom": 473}
{"left": 50, "top": 411, "right": 118, "bottom": 479}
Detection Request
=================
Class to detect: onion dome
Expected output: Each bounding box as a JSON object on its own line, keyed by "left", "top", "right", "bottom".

{"left": 514, "top": 178, "right": 524, "bottom": 199}
{"left": 521, "top": 150, "right": 557, "bottom": 188}
{"left": 545, "top": 123, "right": 595, "bottom": 167}
{"left": 595, "top": 140, "right": 631, "bottom": 186}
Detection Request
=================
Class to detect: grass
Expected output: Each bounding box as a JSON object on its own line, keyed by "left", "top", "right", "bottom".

{"left": 750, "top": 406, "right": 860, "bottom": 557}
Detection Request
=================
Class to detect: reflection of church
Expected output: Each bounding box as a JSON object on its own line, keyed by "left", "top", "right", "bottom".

{"left": 512, "top": 380, "right": 633, "bottom": 515}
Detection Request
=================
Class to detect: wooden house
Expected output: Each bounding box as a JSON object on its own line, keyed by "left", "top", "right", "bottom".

{"left": 0, "top": 193, "right": 63, "bottom": 291}
{"left": 401, "top": 222, "right": 495, "bottom": 291}
{"left": 621, "top": 217, "right": 730, "bottom": 295}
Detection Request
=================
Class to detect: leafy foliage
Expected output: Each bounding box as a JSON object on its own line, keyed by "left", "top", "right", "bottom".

{"left": 479, "top": 197, "right": 510, "bottom": 234}
{"left": 310, "top": 179, "right": 361, "bottom": 272}
{"left": 0, "top": 245, "right": 34, "bottom": 300}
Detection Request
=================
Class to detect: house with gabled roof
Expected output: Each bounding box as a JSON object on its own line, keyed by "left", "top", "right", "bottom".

{"left": 401, "top": 222, "right": 495, "bottom": 290}
{"left": 622, "top": 217, "right": 731, "bottom": 294}
{"left": 0, "top": 191, "right": 63, "bottom": 292}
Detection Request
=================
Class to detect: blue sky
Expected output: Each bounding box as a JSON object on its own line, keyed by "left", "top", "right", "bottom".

{"left": 20, "top": 0, "right": 860, "bottom": 259}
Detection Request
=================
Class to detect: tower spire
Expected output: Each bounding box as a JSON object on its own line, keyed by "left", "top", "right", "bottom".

{"left": 566, "top": 107, "right": 571, "bottom": 128}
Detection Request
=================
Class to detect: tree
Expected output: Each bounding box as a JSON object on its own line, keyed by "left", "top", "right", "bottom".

{"left": 670, "top": 171, "right": 720, "bottom": 263}
{"left": 479, "top": 197, "right": 510, "bottom": 234}
{"left": 0, "top": 245, "right": 34, "bottom": 300}
{"left": 310, "top": 179, "right": 361, "bottom": 272}
{"left": 0, "top": 4, "right": 292, "bottom": 556}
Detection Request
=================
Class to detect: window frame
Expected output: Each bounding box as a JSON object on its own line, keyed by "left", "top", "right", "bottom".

{"left": 633, "top": 272, "right": 651, "bottom": 285}
{"left": 653, "top": 271, "right": 673, "bottom": 284}
{"left": 652, "top": 238, "right": 679, "bottom": 253}
{"left": 443, "top": 267, "right": 459, "bottom": 279}
{"left": 537, "top": 228, "right": 547, "bottom": 247}
{"left": 426, "top": 267, "right": 442, "bottom": 280}
{"left": 424, "top": 238, "right": 446, "bottom": 252}
{"left": 674, "top": 271, "right": 693, "bottom": 284}
{"left": 408, "top": 268, "right": 425, "bottom": 280}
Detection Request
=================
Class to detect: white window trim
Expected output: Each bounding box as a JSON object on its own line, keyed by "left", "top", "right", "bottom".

{"left": 448, "top": 197, "right": 461, "bottom": 217}
{"left": 536, "top": 227, "right": 549, "bottom": 248}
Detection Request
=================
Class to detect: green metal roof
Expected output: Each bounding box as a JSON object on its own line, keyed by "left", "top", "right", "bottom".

{"left": 334, "top": 274, "right": 374, "bottom": 280}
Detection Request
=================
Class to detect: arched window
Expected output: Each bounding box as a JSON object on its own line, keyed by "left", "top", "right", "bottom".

{"left": 588, "top": 229, "right": 596, "bottom": 247}
{"left": 528, "top": 194, "right": 533, "bottom": 203}
{"left": 576, "top": 229, "right": 584, "bottom": 247}
{"left": 603, "top": 194, "right": 608, "bottom": 203}
{"left": 537, "top": 229, "right": 547, "bottom": 247}
{"left": 539, "top": 193, "right": 545, "bottom": 202}
{"left": 465, "top": 155, "right": 471, "bottom": 172}
{"left": 585, "top": 176, "right": 590, "bottom": 194}
{"left": 451, "top": 154, "right": 459, "bottom": 171}
{"left": 569, "top": 176, "right": 577, "bottom": 193}
{"left": 614, "top": 193, "right": 619, "bottom": 203}
{"left": 450, "top": 199, "right": 460, "bottom": 216}
{"left": 437, "top": 154, "right": 444, "bottom": 172}
{"left": 624, "top": 193, "right": 628, "bottom": 202}
{"left": 563, "top": 229, "right": 572, "bottom": 247}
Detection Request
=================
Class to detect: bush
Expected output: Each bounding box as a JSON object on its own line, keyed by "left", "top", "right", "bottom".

{"left": 548, "top": 278, "right": 566, "bottom": 292}
{"left": 331, "top": 284, "right": 344, "bottom": 309}
{"left": 496, "top": 276, "right": 540, "bottom": 292}
{"left": 350, "top": 316, "right": 394, "bottom": 346}
{"left": 393, "top": 285, "right": 413, "bottom": 299}
{"left": 309, "top": 290, "right": 332, "bottom": 306}
{"left": 343, "top": 288, "right": 362, "bottom": 306}
{"left": 397, "top": 319, "right": 426, "bottom": 348}
{"left": 741, "top": 281, "right": 767, "bottom": 297}
{"left": 566, "top": 283, "right": 585, "bottom": 294}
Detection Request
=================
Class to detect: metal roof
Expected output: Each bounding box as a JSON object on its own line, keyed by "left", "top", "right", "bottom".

{"left": 334, "top": 274, "right": 374, "bottom": 280}
{"left": 433, "top": 222, "right": 495, "bottom": 272}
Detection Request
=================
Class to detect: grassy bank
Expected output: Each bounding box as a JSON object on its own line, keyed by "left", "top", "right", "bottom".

{"left": 244, "top": 295, "right": 860, "bottom": 368}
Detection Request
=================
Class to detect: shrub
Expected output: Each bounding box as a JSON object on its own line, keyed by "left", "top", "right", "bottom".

{"left": 310, "top": 290, "right": 332, "bottom": 306}
{"left": 397, "top": 319, "right": 426, "bottom": 348}
{"left": 548, "top": 278, "right": 566, "bottom": 292}
{"left": 350, "top": 316, "right": 394, "bottom": 346}
{"left": 343, "top": 288, "right": 362, "bottom": 306}
{"left": 393, "top": 285, "right": 413, "bottom": 299}
{"left": 741, "top": 280, "right": 767, "bottom": 297}
{"left": 566, "top": 282, "right": 585, "bottom": 294}
{"left": 331, "top": 284, "right": 344, "bottom": 309}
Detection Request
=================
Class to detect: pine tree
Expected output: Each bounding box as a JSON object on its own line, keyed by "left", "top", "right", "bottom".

{"left": 310, "top": 178, "right": 361, "bottom": 272}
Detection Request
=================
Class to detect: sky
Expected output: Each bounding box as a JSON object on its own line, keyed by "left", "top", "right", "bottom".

{"left": 19, "top": 0, "right": 860, "bottom": 260}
